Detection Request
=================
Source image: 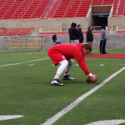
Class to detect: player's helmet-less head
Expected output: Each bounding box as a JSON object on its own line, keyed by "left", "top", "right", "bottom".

{"left": 82, "top": 44, "right": 92, "bottom": 52}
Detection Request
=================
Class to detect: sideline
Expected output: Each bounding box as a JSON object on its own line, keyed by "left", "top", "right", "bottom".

{"left": 0, "top": 58, "right": 49, "bottom": 68}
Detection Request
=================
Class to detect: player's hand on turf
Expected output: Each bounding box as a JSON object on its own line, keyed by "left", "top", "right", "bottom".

{"left": 90, "top": 75, "right": 98, "bottom": 83}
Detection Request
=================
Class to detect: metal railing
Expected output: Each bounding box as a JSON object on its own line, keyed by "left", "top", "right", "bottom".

{"left": 4, "top": 36, "right": 46, "bottom": 49}
{"left": 116, "top": 26, "right": 125, "bottom": 31}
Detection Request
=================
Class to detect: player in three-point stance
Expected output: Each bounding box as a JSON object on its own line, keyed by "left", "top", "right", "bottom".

{"left": 48, "top": 43, "right": 98, "bottom": 86}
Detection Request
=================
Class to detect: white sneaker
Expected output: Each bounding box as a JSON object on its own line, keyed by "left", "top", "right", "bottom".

{"left": 51, "top": 79, "right": 64, "bottom": 86}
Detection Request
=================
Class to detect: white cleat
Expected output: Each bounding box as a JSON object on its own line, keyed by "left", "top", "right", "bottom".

{"left": 51, "top": 79, "right": 64, "bottom": 86}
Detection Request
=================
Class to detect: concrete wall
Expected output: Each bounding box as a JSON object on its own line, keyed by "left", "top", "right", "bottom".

{"left": 0, "top": 34, "right": 125, "bottom": 49}
{"left": 0, "top": 17, "right": 88, "bottom": 32}
{"left": 0, "top": 37, "right": 6, "bottom": 49}
{"left": 62, "top": 17, "right": 88, "bottom": 31}
{"left": 45, "top": 34, "right": 125, "bottom": 49}
{"left": 1, "top": 16, "right": 125, "bottom": 32}
{"left": 0, "top": 18, "right": 62, "bottom": 30}
{"left": 108, "top": 17, "right": 125, "bottom": 26}
{"left": 92, "top": 5, "right": 111, "bottom": 13}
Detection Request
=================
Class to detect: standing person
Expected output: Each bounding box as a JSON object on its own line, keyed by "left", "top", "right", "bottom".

{"left": 48, "top": 43, "right": 98, "bottom": 86}
{"left": 86, "top": 26, "right": 93, "bottom": 48}
{"left": 77, "top": 24, "right": 84, "bottom": 43}
{"left": 100, "top": 24, "right": 107, "bottom": 54}
{"left": 52, "top": 33, "right": 57, "bottom": 46}
{"left": 69, "top": 22, "right": 79, "bottom": 44}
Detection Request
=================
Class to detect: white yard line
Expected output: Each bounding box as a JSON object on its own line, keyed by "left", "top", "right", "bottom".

{"left": 86, "top": 119, "right": 125, "bottom": 125}
{"left": 0, "top": 53, "right": 32, "bottom": 56}
{"left": 75, "top": 64, "right": 79, "bottom": 66}
{"left": 28, "top": 64, "right": 34, "bottom": 66}
{"left": 0, "top": 115, "right": 23, "bottom": 121}
{"left": 40, "top": 66, "right": 125, "bottom": 125}
{"left": 8, "top": 53, "right": 31, "bottom": 55}
{"left": 0, "top": 58, "right": 49, "bottom": 68}
{"left": 100, "top": 64, "right": 104, "bottom": 66}
{"left": 0, "top": 51, "right": 46, "bottom": 56}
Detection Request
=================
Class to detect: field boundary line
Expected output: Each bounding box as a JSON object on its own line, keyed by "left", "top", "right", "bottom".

{"left": 41, "top": 66, "right": 125, "bottom": 125}
{"left": 0, "top": 58, "right": 49, "bottom": 68}
{"left": 0, "top": 52, "right": 46, "bottom": 56}
{"left": 4, "top": 53, "right": 31, "bottom": 55}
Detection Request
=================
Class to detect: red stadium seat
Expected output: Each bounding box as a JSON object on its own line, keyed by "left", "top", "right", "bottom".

{"left": 0, "top": 0, "right": 124, "bottom": 19}
{"left": 0, "top": 29, "right": 33, "bottom": 36}
{"left": 0, "top": 0, "right": 50, "bottom": 19}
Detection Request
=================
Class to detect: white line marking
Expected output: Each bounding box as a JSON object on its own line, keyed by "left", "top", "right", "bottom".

{"left": 120, "top": 64, "right": 125, "bottom": 65}
{"left": 51, "top": 64, "right": 54, "bottom": 66}
{"left": 0, "top": 53, "right": 31, "bottom": 56}
{"left": 40, "top": 66, "right": 125, "bottom": 125}
{"left": 100, "top": 64, "right": 104, "bottom": 66}
{"left": 75, "top": 64, "right": 79, "bottom": 66}
{"left": 9, "top": 53, "right": 31, "bottom": 55}
{"left": 0, "top": 115, "right": 23, "bottom": 121}
{"left": 0, "top": 58, "right": 49, "bottom": 68}
{"left": 28, "top": 64, "right": 34, "bottom": 66}
{"left": 86, "top": 119, "right": 125, "bottom": 125}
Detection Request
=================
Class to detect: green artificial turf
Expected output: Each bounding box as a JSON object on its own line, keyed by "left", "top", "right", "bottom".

{"left": 0, "top": 49, "right": 124, "bottom": 125}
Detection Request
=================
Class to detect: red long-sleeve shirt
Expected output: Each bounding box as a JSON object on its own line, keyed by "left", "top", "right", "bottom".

{"left": 52, "top": 43, "right": 90, "bottom": 75}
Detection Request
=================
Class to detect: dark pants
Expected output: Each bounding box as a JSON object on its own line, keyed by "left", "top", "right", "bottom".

{"left": 100, "top": 40, "right": 107, "bottom": 54}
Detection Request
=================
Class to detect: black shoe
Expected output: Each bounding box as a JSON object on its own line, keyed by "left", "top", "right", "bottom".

{"left": 63, "top": 75, "right": 75, "bottom": 80}
{"left": 51, "top": 79, "right": 64, "bottom": 86}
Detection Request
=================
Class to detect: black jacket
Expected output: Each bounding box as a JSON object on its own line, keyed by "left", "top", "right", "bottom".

{"left": 69, "top": 23, "right": 79, "bottom": 40}
{"left": 86, "top": 30, "right": 93, "bottom": 42}
{"left": 52, "top": 35, "right": 57, "bottom": 42}
{"left": 78, "top": 29, "right": 84, "bottom": 43}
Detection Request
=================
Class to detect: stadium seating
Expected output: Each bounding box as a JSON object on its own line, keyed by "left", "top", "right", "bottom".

{"left": 75, "top": 0, "right": 92, "bottom": 17}
{"left": 92, "top": 0, "right": 114, "bottom": 5}
{"left": 0, "top": 29, "right": 33, "bottom": 36}
{"left": 48, "top": 0, "right": 125, "bottom": 18}
{"left": 0, "top": 0, "right": 125, "bottom": 19}
{"left": 49, "top": 0, "right": 92, "bottom": 18}
{"left": 0, "top": 0, "right": 50, "bottom": 19}
{"left": 92, "top": 0, "right": 125, "bottom": 17}
{"left": 113, "top": 0, "right": 125, "bottom": 17}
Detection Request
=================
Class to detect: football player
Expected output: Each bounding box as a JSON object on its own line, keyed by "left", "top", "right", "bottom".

{"left": 48, "top": 43, "right": 98, "bottom": 86}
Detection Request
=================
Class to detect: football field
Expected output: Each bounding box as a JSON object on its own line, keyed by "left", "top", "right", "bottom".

{"left": 0, "top": 49, "right": 125, "bottom": 125}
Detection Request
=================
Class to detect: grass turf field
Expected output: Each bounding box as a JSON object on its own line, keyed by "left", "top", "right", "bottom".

{"left": 0, "top": 49, "right": 125, "bottom": 125}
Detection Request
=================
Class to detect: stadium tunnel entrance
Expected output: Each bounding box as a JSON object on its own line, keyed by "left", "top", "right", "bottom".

{"left": 93, "top": 13, "right": 108, "bottom": 26}
{"left": 92, "top": 5, "right": 112, "bottom": 30}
